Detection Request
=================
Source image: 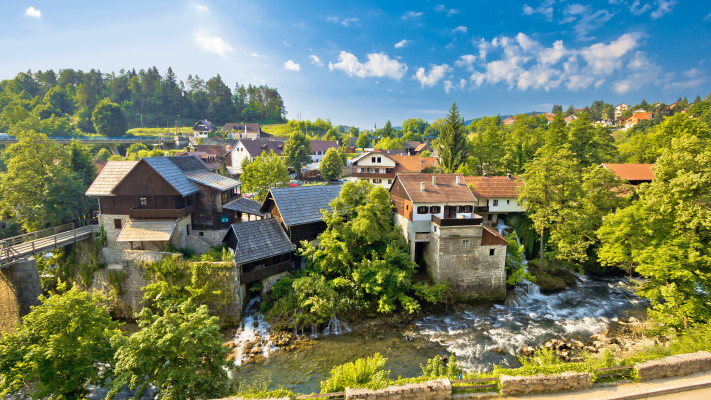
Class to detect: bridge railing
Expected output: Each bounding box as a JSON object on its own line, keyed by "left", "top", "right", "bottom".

{"left": 0, "top": 222, "right": 75, "bottom": 246}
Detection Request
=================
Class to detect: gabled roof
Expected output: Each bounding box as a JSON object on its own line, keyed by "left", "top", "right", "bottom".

{"left": 228, "top": 219, "right": 294, "bottom": 265}
{"left": 116, "top": 219, "right": 177, "bottom": 242}
{"left": 143, "top": 157, "right": 200, "bottom": 196}
{"left": 191, "top": 144, "right": 232, "bottom": 156}
{"left": 166, "top": 155, "right": 209, "bottom": 172}
{"left": 414, "top": 143, "right": 431, "bottom": 152}
{"left": 390, "top": 155, "right": 439, "bottom": 173}
{"left": 392, "top": 174, "right": 475, "bottom": 204}
{"left": 464, "top": 175, "right": 522, "bottom": 198}
{"left": 238, "top": 138, "right": 287, "bottom": 157}
{"left": 403, "top": 141, "right": 421, "bottom": 149}
{"left": 380, "top": 149, "right": 407, "bottom": 156}
{"left": 263, "top": 185, "right": 342, "bottom": 226}
{"left": 628, "top": 112, "right": 652, "bottom": 121}
{"left": 350, "top": 150, "right": 397, "bottom": 165}
{"left": 193, "top": 120, "right": 216, "bottom": 131}
{"left": 310, "top": 140, "right": 339, "bottom": 153}
{"left": 184, "top": 170, "right": 242, "bottom": 191}
{"left": 482, "top": 225, "right": 509, "bottom": 246}
{"left": 86, "top": 160, "right": 139, "bottom": 196}
{"left": 223, "top": 122, "right": 261, "bottom": 133}
{"left": 601, "top": 163, "right": 654, "bottom": 181}
{"left": 223, "top": 197, "right": 264, "bottom": 216}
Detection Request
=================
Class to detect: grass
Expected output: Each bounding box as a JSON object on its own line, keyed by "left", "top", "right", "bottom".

{"left": 126, "top": 127, "right": 193, "bottom": 137}
{"left": 261, "top": 123, "right": 297, "bottom": 137}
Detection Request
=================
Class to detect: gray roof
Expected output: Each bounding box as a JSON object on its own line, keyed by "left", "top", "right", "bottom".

{"left": 310, "top": 140, "right": 339, "bottom": 153}
{"left": 265, "top": 185, "right": 342, "bottom": 226}
{"left": 185, "top": 170, "right": 241, "bottom": 191}
{"left": 239, "top": 138, "right": 287, "bottom": 157}
{"left": 230, "top": 219, "right": 294, "bottom": 265}
{"left": 167, "top": 155, "right": 210, "bottom": 172}
{"left": 86, "top": 160, "right": 138, "bottom": 196}
{"left": 223, "top": 197, "right": 264, "bottom": 216}
{"left": 143, "top": 157, "right": 200, "bottom": 196}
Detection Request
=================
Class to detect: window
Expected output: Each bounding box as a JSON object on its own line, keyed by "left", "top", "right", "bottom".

{"left": 139, "top": 197, "right": 147, "bottom": 207}
{"left": 489, "top": 248, "right": 496, "bottom": 256}
{"left": 487, "top": 214, "right": 493, "bottom": 221}
{"left": 114, "top": 219, "right": 122, "bottom": 229}
{"left": 506, "top": 199, "right": 510, "bottom": 204}
{"left": 373, "top": 179, "right": 382, "bottom": 184}
{"left": 221, "top": 215, "right": 229, "bottom": 223}
{"left": 458, "top": 205, "right": 473, "bottom": 213}
{"left": 186, "top": 225, "right": 191, "bottom": 235}
{"left": 417, "top": 206, "right": 428, "bottom": 214}
{"left": 371, "top": 157, "right": 376, "bottom": 162}
{"left": 199, "top": 231, "right": 204, "bottom": 236}
{"left": 388, "top": 179, "right": 392, "bottom": 184}
{"left": 493, "top": 200, "right": 499, "bottom": 206}
{"left": 429, "top": 206, "right": 441, "bottom": 214}
{"left": 377, "top": 157, "right": 382, "bottom": 163}
{"left": 463, "top": 240, "right": 470, "bottom": 248}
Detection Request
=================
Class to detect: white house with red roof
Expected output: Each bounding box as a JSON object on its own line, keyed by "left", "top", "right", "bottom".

{"left": 464, "top": 174, "right": 524, "bottom": 225}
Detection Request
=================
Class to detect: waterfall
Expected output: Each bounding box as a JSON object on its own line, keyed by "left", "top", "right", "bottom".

{"left": 232, "top": 297, "right": 276, "bottom": 366}
{"left": 323, "top": 316, "right": 351, "bottom": 336}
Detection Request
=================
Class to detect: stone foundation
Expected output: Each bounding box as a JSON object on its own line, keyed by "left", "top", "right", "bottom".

{"left": 499, "top": 372, "right": 593, "bottom": 396}
{"left": 346, "top": 378, "right": 451, "bottom": 400}
{"left": 0, "top": 258, "right": 42, "bottom": 333}
{"left": 635, "top": 351, "right": 711, "bottom": 381}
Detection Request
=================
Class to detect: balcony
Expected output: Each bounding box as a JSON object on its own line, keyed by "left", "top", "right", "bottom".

{"left": 240, "top": 261, "right": 292, "bottom": 284}
{"left": 129, "top": 204, "right": 197, "bottom": 219}
{"left": 431, "top": 215, "right": 483, "bottom": 226}
{"left": 475, "top": 206, "right": 489, "bottom": 213}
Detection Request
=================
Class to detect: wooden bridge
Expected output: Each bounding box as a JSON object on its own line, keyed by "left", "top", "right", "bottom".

{"left": 0, "top": 223, "right": 98, "bottom": 268}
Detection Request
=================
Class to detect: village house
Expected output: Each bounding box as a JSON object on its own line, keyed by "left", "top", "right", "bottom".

{"left": 260, "top": 185, "right": 342, "bottom": 244}
{"left": 223, "top": 196, "right": 266, "bottom": 222}
{"left": 308, "top": 140, "right": 339, "bottom": 163}
{"left": 389, "top": 173, "right": 508, "bottom": 300}
{"left": 615, "top": 103, "right": 630, "bottom": 120}
{"left": 349, "top": 150, "right": 398, "bottom": 189}
{"left": 224, "top": 138, "right": 287, "bottom": 175}
{"left": 465, "top": 174, "right": 524, "bottom": 226}
{"left": 502, "top": 116, "right": 516, "bottom": 125}
{"left": 85, "top": 156, "right": 241, "bottom": 252}
{"left": 601, "top": 163, "right": 655, "bottom": 186}
{"left": 222, "top": 123, "right": 262, "bottom": 139}
{"left": 624, "top": 112, "right": 653, "bottom": 129}
{"left": 193, "top": 120, "right": 217, "bottom": 138}
{"left": 413, "top": 143, "right": 432, "bottom": 155}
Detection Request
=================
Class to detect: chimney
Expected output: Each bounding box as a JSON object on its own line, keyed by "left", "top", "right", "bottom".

{"left": 432, "top": 176, "right": 437, "bottom": 186}
{"left": 456, "top": 176, "right": 461, "bottom": 186}
{"left": 507, "top": 173, "right": 512, "bottom": 180}
{"left": 420, "top": 182, "right": 426, "bottom": 192}
{"left": 483, "top": 172, "right": 488, "bottom": 177}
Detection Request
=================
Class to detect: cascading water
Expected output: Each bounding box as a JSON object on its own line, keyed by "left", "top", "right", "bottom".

{"left": 323, "top": 316, "right": 351, "bottom": 336}
{"left": 232, "top": 297, "right": 277, "bottom": 366}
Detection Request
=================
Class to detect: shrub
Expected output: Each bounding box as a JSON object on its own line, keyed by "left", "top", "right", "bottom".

{"left": 420, "top": 354, "right": 463, "bottom": 378}
{"left": 321, "top": 353, "right": 391, "bottom": 393}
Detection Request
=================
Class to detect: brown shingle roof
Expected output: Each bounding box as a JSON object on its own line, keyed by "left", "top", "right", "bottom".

{"left": 394, "top": 173, "right": 475, "bottom": 203}
{"left": 116, "top": 219, "right": 177, "bottom": 242}
{"left": 238, "top": 138, "right": 287, "bottom": 157}
{"left": 464, "top": 175, "right": 522, "bottom": 198}
{"left": 390, "top": 155, "right": 439, "bottom": 172}
{"left": 601, "top": 163, "right": 654, "bottom": 181}
{"left": 86, "top": 160, "right": 139, "bottom": 196}
{"left": 310, "top": 140, "right": 339, "bottom": 153}
{"left": 414, "top": 143, "right": 431, "bottom": 152}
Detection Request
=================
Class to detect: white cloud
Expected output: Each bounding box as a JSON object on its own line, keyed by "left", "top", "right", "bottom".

{"left": 454, "top": 54, "right": 477, "bottom": 71}
{"left": 195, "top": 4, "right": 208, "bottom": 12}
{"left": 327, "top": 16, "right": 360, "bottom": 27}
{"left": 284, "top": 60, "right": 301, "bottom": 71}
{"left": 434, "top": 4, "right": 460, "bottom": 16}
{"left": 25, "top": 6, "right": 41, "bottom": 18}
{"left": 452, "top": 26, "right": 467, "bottom": 34}
{"left": 443, "top": 80, "right": 453, "bottom": 93}
{"left": 630, "top": 0, "right": 651, "bottom": 15}
{"left": 250, "top": 52, "right": 265, "bottom": 57}
{"left": 414, "top": 64, "right": 451, "bottom": 88}
{"left": 310, "top": 55, "right": 324, "bottom": 67}
{"left": 394, "top": 39, "right": 410, "bottom": 49}
{"left": 663, "top": 67, "right": 707, "bottom": 90}
{"left": 329, "top": 51, "right": 408, "bottom": 80}
{"left": 562, "top": 4, "right": 614, "bottom": 41}
{"left": 522, "top": 0, "right": 555, "bottom": 21}
{"left": 195, "top": 35, "right": 233, "bottom": 56}
{"left": 651, "top": 0, "right": 676, "bottom": 19}
{"left": 402, "top": 11, "right": 423, "bottom": 19}
{"left": 579, "top": 33, "right": 639, "bottom": 74}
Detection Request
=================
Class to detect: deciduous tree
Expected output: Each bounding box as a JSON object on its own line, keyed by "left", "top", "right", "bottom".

{"left": 240, "top": 150, "right": 289, "bottom": 200}
{"left": 320, "top": 148, "right": 345, "bottom": 181}
{"left": 283, "top": 131, "right": 312, "bottom": 177}
{"left": 92, "top": 97, "right": 128, "bottom": 136}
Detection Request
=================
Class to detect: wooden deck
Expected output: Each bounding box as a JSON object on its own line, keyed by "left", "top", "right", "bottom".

{"left": 0, "top": 223, "right": 98, "bottom": 268}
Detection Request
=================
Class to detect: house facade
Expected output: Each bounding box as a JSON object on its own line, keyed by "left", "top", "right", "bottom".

{"left": 223, "top": 123, "right": 261, "bottom": 139}
{"left": 224, "top": 138, "right": 287, "bottom": 175}
{"left": 193, "top": 120, "right": 217, "bottom": 138}
{"left": 309, "top": 140, "right": 339, "bottom": 163}
{"left": 615, "top": 103, "right": 630, "bottom": 120}
{"left": 389, "top": 173, "right": 508, "bottom": 300}
{"left": 350, "top": 150, "right": 398, "bottom": 188}
{"left": 464, "top": 175, "right": 524, "bottom": 225}
{"left": 624, "top": 112, "right": 653, "bottom": 129}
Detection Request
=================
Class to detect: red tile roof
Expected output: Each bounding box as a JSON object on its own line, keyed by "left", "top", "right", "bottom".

{"left": 464, "top": 175, "right": 522, "bottom": 198}
{"left": 393, "top": 173, "right": 475, "bottom": 203}
{"left": 391, "top": 155, "right": 439, "bottom": 172}
{"left": 601, "top": 163, "right": 654, "bottom": 181}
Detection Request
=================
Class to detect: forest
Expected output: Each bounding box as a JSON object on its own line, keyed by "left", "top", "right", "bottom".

{"left": 0, "top": 67, "right": 287, "bottom": 136}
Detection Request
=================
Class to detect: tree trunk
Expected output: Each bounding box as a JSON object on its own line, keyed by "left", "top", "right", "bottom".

{"left": 539, "top": 226, "right": 545, "bottom": 274}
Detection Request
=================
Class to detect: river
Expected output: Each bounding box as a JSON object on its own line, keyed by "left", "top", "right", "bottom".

{"left": 235, "top": 275, "right": 646, "bottom": 394}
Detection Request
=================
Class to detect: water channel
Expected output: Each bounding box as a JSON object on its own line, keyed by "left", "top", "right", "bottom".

{"left": 236, "top": 275, "right": 646, "bottom": 394}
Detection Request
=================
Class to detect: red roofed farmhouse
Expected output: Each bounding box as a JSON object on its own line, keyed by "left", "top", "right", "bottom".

{"left": 465, "top": 175, "right": 524, "bottom": 225}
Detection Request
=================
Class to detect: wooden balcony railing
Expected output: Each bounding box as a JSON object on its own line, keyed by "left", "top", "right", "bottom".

{"left": 431, "top": 215, "right": 483, "bottom": 226}
{"left": 128, "top": 204, "right": 197, "bottom": 219}
{"left": 240, "top": 260, "right": 292, "bottom": 284}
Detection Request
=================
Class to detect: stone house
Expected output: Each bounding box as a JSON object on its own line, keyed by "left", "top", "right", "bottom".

{"left": 464, "top": 174, "right": 524, "bottom": 226}
{"left": 85, "top": 156, "right": 241, "bottom": 252}
{"left": 389, "top": 173, "right": 508, "bottom": 300}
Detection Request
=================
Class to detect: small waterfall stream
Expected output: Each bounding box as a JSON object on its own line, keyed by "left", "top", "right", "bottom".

{"left": 233, "top": 297, "right": 277, "bottom": 366}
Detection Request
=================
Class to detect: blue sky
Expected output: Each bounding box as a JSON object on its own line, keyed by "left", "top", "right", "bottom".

{"left": 1, "top": 1, "right": 710, "bottom": 128}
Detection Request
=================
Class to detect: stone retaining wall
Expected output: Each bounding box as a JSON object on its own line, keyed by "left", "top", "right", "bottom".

{"left": 499, "top": 372, "right": 593, "bottom": 396}
{"left": 346, "top": 378, "right": 451, "bottom": 400}
{"left": 635, "top": 351, "right": 711, "bottom": 381}
{"left": 0, "top": 258, "right": 41, "bottom": 333}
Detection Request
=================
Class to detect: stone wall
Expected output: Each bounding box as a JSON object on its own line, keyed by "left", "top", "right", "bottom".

{"left": 195, "top": 228, "right": 229, "bottom": 247}
{"left": 499, "top": 372, "right": 593, "bottom": 396}
{"left": 261, "top": 271, "right": 290, "bottom": 296}
{"left": 0, "top": 258, "right": 42, "bottom": 333}
{"left": 345, "top": 378, "right": 451, "bottom": 400}
{"left": 424, "top": 224, "right": 506, "bottom": 301}
{"left": 635, "top": 351, "right": 711, "bottom": 381}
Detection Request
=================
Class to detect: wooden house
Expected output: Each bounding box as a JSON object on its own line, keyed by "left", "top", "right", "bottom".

{"left": 260, "top": 185, "right": 342, "bottom": 243}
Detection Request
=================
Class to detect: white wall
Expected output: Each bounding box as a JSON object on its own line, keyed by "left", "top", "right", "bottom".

{"left": 355, "top": 177, "right": 394, "bottom": 189}
{"left": 226, "top": 141, "right": 252, "bottom": 174}
{"left": 487, "top": 198, "right": 525, "bottom": 212}
{"left": 411, "top": 203, "right": 476, "bottom": 222}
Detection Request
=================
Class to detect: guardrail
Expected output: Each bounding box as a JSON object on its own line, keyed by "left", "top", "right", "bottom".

{"left": 1, "top": 222, "right": 75, "bottom": 246}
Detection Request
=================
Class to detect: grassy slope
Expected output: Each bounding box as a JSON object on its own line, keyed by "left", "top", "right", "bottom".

{"left": 125, "top": 127, "right": 193, "bottom": 137}
{"left": 261, "top": 123, "right": 296, "bottom": 137}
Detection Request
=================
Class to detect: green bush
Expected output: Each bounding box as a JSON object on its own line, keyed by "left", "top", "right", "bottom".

{"left": 412, "top": 282, "right": 451, "bottom": 305}
{"left": 236, "top": 379, "right": 295, "bottom": 399}
{"left": 420, "top": 354, "right": 463, "bottom": 378}
{"left": 321, "top": 353, "right": 391, "bottom": 393}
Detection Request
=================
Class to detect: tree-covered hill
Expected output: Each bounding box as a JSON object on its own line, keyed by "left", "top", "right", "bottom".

{"left": 0, "top": 67, "right": 287, "bottom": 136}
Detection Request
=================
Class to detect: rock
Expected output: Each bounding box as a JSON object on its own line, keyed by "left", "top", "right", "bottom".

{"left": 607, "top": 344, "right": 621, "bottom": 353}
{"left": 490, "top": 347, "right": 506, "bottom": 355}
{"left": 584, "top": 346, "right": 598, "bottom": 354}
{"left": 572, "top": 340, "right": 585, "bottom": 349}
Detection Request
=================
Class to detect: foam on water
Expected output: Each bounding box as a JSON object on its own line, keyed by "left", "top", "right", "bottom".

{"left": 232, "top": 297, "right": 277, "bottom": 366}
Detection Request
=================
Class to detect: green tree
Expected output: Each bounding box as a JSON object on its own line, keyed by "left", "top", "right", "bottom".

{"left": 0, "top": 131, "right": 92, "bottom": 230}
{"left": 283, "top": 131, "right": 312, "bottom": 178}
{"left": 241, "top": 150, "right": 289, "bottom": 200}
{"left": 95, "top": 148, "right": 112, "bottom": 162}
{"left": 376, "top": 137, "right": 404, "bottom": 150}
{"left": 92, "top": 97, "right": 128, "bottom": 136}
{"left": 68, "top": 140, "right": 97, "bottom": 187}
{"left": 382, "top": 120, "right": 396, "bottom": 138}
{"left": 356, "top": 132, "right": 370, "bottom": 149}
{"left": 545, "top": 112, "right": 567, "bottom": 149}
{"left": 597, "top": 135, "right": 711, "bottom": 330}
{"left": 109, "top": 301, "right": 233, "bottom": 400}
{"left": 0, "top": 287, "right": 122, "bottom": 399}
{"left": 320, "top": 148, "right": 345, "bottom": 181}
{"left": 437, "top": 102, "right": 468, "bottom": 172}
